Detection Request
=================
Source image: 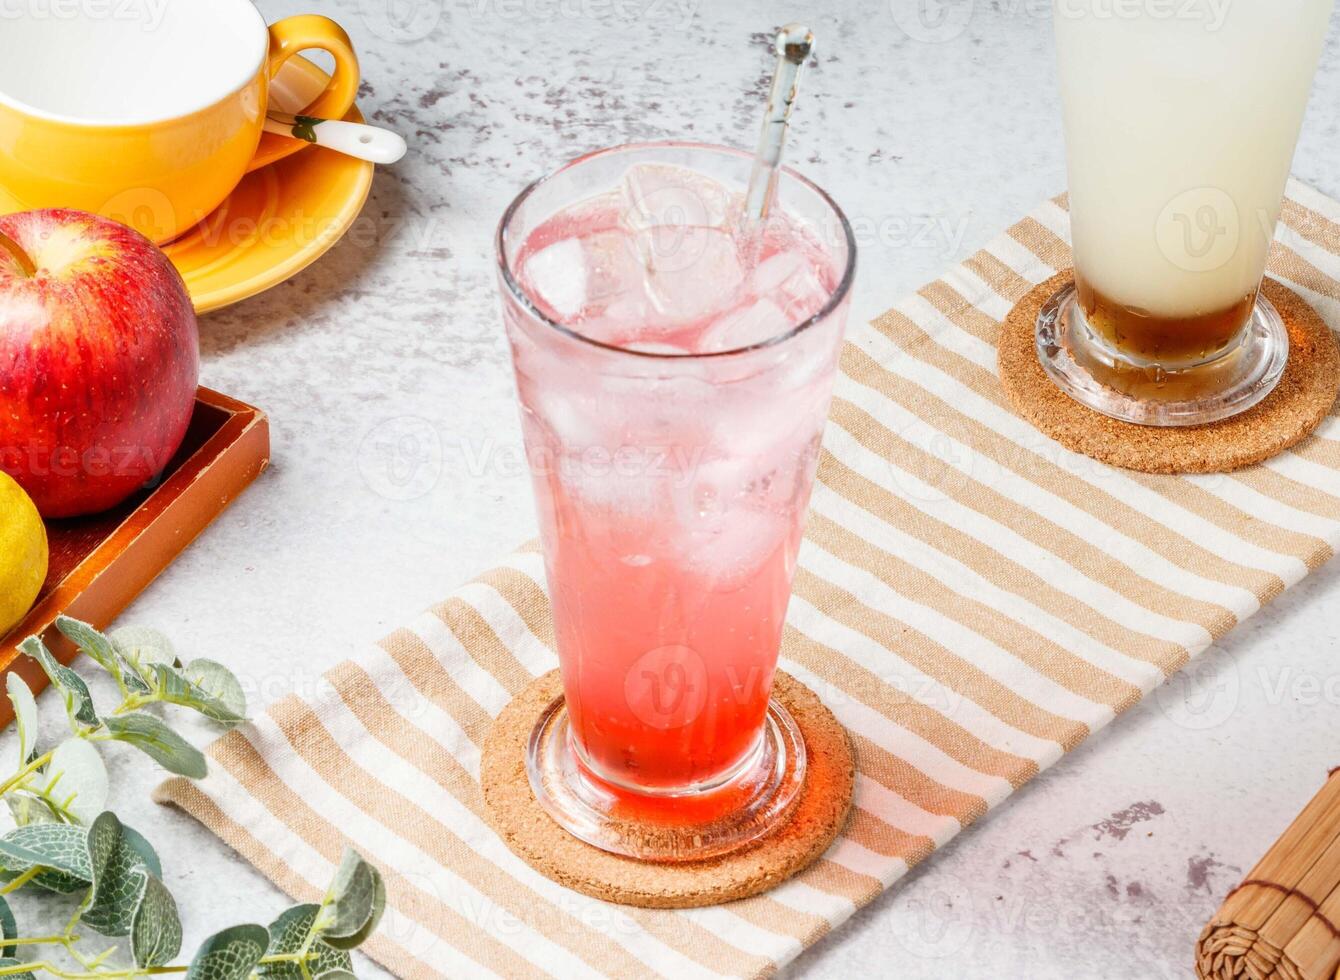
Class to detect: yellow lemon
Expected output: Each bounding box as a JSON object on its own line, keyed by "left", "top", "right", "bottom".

{"left": 0, "top": 472, "right": 47, "bottom": 637}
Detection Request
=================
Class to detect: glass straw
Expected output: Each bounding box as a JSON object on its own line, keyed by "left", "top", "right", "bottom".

{"left": 743, "top": 23, "right": 816, "bottom": 225}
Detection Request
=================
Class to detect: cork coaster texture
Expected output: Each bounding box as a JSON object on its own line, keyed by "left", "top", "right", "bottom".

{"left": 999, "top": 272, "right": 1340, "bottom": 474}
{"left": 481, "top": 670, "right": 856, "bottom": 909}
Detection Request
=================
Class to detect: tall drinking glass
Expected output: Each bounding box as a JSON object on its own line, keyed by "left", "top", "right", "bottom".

{"left": 1039, "top": 0, "right": 1333, "bottom": 425}
{"left": 496, "top": 143, "right": 855, "bottom": 860}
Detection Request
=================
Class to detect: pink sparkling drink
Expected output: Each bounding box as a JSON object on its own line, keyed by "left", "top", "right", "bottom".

{"left": 497, "top": 143, "right": 854, "bottom": 858}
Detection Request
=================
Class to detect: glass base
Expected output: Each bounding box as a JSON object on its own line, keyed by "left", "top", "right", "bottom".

{"left": 1035, "top": 282, "right": 1289, "bottom": 427}
{"left": 525, "top": 695, "right": 807, "bottom": 862}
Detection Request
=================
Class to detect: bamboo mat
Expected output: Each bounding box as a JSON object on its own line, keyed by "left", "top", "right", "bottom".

{"left": 156, "top": 179, "right": 1340, "bottom": 979}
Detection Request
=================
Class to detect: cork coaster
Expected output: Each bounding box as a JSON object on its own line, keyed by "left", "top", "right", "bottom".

{"left": 481, "top": 670, "right": 855, "bottom": 909}
{"left": 999, "top": 272, "right": 1340, "bottom": 473}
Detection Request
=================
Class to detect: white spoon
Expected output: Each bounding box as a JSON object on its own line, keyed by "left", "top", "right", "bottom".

{"left": 264, "top": 111, "right": 408, "bottom": 165}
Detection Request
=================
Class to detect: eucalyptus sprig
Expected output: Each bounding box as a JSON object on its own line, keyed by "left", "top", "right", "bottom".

{"left": 0, "top": 617, "right": 385, "bottom": 979}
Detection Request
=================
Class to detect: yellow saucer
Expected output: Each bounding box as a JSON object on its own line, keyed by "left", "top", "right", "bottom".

{"left": 166, "top": 57, "right": 374, "bottom": 313}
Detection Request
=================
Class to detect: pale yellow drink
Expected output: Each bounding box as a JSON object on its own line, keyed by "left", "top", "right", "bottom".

{"left": 1055, "top": 0, "right": 1333, "bottom": 365}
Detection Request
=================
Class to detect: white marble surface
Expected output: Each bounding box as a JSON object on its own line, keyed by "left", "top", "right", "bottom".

{"left": 43, "top": 1, "right": 1340, "bottom": 977}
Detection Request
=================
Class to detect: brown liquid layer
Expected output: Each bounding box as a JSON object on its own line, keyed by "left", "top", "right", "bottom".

{"left": 1076, "top": 275, "right": 1256, "bottom": 365}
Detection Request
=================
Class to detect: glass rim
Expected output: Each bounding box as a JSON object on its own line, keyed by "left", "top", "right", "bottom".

{"left": 494, "top": 139, "right": 858, "bottom": 361}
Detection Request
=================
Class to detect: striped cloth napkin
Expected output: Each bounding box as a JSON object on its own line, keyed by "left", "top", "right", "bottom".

{"left": 155, "top": 179, "right": 1340, "bottom": 979}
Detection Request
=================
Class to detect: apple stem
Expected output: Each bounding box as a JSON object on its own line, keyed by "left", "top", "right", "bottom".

{"left": 0, "top": 230, "right": 35, "bottom": 277}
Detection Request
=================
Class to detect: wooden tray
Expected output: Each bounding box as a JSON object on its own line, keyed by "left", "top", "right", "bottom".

{"left": 0, "top": 388, "right": 269, "bottom": 720}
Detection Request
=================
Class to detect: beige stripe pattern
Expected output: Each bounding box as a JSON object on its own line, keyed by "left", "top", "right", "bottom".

{"left": 156, "top": 180, "right": 1340, "bottom": 979}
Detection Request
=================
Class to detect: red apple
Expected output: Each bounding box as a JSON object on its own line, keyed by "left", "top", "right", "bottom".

{"left": 0, "top": 209, "right": 199, "bottom": 518}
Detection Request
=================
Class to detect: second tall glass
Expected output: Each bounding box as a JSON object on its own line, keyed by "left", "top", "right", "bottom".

{"left": 1039, "top": 0, "right": 1333, "bottom": 425}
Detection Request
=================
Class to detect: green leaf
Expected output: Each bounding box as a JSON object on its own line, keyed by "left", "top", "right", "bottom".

{"left": 131, "top": 871, "right": 182, "bottom": 966}
{"left": 19, "top": 637, "right": 97, "bottom": 727}
{"left": 0, "top": 893, "right": 16, "bottom": 958}
{"left": 6, "top": 675, "right": 37, "bottom": 772}
{"left": 2, "top": 814, "right": 161, "bottom": 888}
{"left": 186, "top": 923, "right": 269, "bottom": 980}
{"left": 84, "top": 812, "right": 154, "bottom": 936}
{"left": 109, "top": 624, "right": 178, "bottom": 678}
{"left": 0, "top": 957, "right": 35, "bottom": 979}
{"left": 38, "top": 738, "right": 107, "bottom": 825}
{"left": 182, "top": 660, "right": 248, "bottom": 724}
{"left": 315, "top": 972, "right": 357, "bottom": 980}
{"left": 148, "top": 665, "right": 193, "bottom": 703}
{"left": 0, "top": 865, "right": 85, "bottom": 894}
{"left": 5, "top": 794, "right": 56, "bottom": 829}
{"left": 120, "top": 824, "right": 163, "bottom": 880}
{"left": 18, "top": 867, "right": 85, "bottom": 894}
{"left": 54, "top": 616, "right": 122, "bottom": 682}
{"left": 321, "top": 849, "right": 385, "bottom": 949}
{"left": 0, "top": 823, "right": 91, "bottom": 893}
{"left": 109, "top": 626, "right": 177, "bottom": 690}
{"left": 0, "top": 824, "right": 92, "bottom": 877}
{"left": 101, "top": 713, "right": 207, "bottom": 778}
{"left": 258, "top": 905, "right": 354, "bottom": 978}
{"left": 150, "top": 664, "right": 247, "bottom": 726}
{"left": 262, "top": 903, "right": 319, "bottom": 955}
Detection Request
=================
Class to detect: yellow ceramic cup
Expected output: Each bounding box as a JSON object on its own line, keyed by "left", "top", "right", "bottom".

{"left": 0, "top": 1, "right": 360, "bottom": 244}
